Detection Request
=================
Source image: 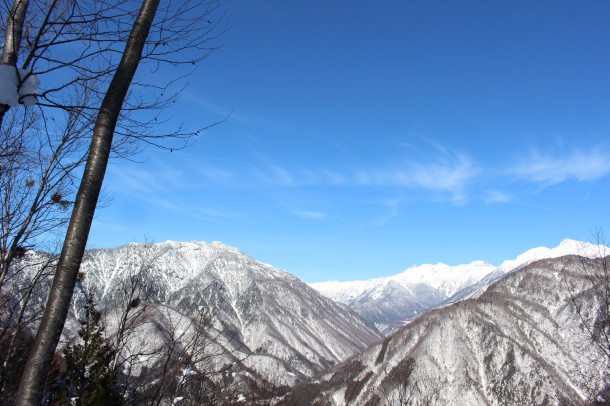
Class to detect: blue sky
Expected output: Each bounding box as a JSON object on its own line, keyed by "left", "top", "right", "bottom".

{"left": 89, "top": 1, "right": 610, "bottom": 283}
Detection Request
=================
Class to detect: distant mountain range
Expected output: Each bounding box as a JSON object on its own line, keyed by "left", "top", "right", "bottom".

{"left": 11, "top": 238, "right": 608, "bottom": 404}
{"left": 281, "top": 253, "right": 608, "bottom": 405}
{"left": 310, "top": 239, "right": 604, "bottom": 334}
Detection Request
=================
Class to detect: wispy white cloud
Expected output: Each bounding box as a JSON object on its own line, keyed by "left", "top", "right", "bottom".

{"left": 240, "top": 147, "right": 480, "bottom": 203}
{"left": 248, "top": 150, "right": 298, "bottom": 187}
{"left": 355, "top": 153, "right": 479, "bottom": 202}
{"left": 198, "top": 166, "right": 233, "bottom": 182}
{"left": 485, "top": 190, "right": 513, "bottom": 204}
{"left": 512, "top": 148, "right": 610, "bottom": 185}
{"left": 372, "top": 199, "right": 401, "bottom": 226}
{"left": 110, "top": 163, "right": 247, "bottom": 219}
{"left": 108, "top": 162, "right": 192, "bottom": 213}
{"left": 295, "top": 168, "right": 348, "bottom": 185}
{"left": 292, "top": 210, "right": 327, "bottom": 220}
{"left": 111, "top": 166, "right": 171, "bottom": 195}
{"left": 174, "top": 206, "right": 245, "bottom": 225}
{"left": 255, "top": 164, "right": 296, "bottom": 186}
{"left": 321, "top": 169, "right": 347, "bottom": 185}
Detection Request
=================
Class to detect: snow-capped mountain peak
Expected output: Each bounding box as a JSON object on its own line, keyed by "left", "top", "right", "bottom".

{"left": 310, "top": 239, "right": 608, "bottom": 334}
{"left": 288, "top": 254, "right": 607, "bottom": 405}
{"left": 70, "top": 241, "right": 383, "bottom": 382}
{"left": 498, "top": 238, "right": 607, "bottom": 272}
{"left": 391, "top": 260, "right": 497, "bottom": 297}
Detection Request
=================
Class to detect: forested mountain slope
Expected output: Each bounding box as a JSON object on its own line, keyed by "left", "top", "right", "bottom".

{"left": 283, "top": 255, "right": 607, "bottom": 405}
{"left": 13, "top": 241, "right": 383, "bottom": 388}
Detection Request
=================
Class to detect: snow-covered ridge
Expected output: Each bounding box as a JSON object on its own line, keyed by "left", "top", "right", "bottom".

{"left": 310, "top": 239, "right": 608, "bottom": 334}
{"left": 498, "top": 238, "right": 607, "bottom": 271}
{"left": 311, "top": 239, "right": 605, "bottom": 299}
{"left": 310, "top": 260, "right": 497, "bottom": 304}
{"left": 84, "top": 240, "right": 287, "bottom": 299}
{"left": 71, "top": 240, "right": 383, "bottom": 382}
{"left": 288, "top": 254, "right": 607, "bottom": 405}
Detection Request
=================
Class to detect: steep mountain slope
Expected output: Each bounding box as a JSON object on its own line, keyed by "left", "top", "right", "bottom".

{"left": 283, "top": 255, "right": 606, "bottom": 405}
{"left": 311, "top": 239, "right": 605, "bottom": 334}
{"left": 18, "top": 241, "right": 382, "bottom": 385}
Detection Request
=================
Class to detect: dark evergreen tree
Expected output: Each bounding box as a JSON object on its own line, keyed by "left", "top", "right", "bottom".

{"left": 48, "top": 294, "right": 120, "bottom": 405}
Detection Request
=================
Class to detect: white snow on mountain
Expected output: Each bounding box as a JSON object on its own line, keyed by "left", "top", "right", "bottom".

{"left": 498, "top": 238, "right": 607, "bottom": 272}
{"left": 392, "top": 259, "right": 497, "bottom": 297}
{"left": 311, "top": 260, "right": 496, "bottom": 303}
{"left": 283, "top": 254, "right": 609, "bottom": 405}
{"left": 10, "top": 235, "right": 610, "bottom": 404}
{"left": 310, "top": 239, "right": 608, "bottom": 334}
{"left": 10, "top": 240, "right": 383, "bottom": 388}
{"left": 76, "top": 241, "right": 383, "bottom": 382}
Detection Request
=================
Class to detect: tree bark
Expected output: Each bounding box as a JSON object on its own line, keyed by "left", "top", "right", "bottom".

{"left": 15, "top": 0, "right": 160, "bottom": 403}
{"left": 0, "top": 0, "right": 28, "bottom": 65}
{"left": 0, "top": 0, "right": 30, "bottom": 129}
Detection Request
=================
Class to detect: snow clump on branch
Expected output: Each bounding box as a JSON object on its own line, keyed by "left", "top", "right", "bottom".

{"left": 0, "top": 64, "right": 40, "bottom": 106}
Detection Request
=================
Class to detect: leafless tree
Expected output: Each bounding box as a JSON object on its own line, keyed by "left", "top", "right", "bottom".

{"left": 144, "top": 306, "right": 237, "bottom": 405}
{"left": 95, "top": 250, "right": 243, "bottom": 405}
{"left": 91, "top": 244, "right": 172, "bottom": 405}
{"left": 246, "top": 368, "right": 291, "bottom": 405}
{"left": 0, "top": 105, "right": 89, "bottom": 293}
{"left": 11, "top": 0, "right": 225, "bottom": 402}
{"left": 563, "top": 231, "right": 610, "bottom": 404}
{"left": 1, "top": 243, "right": 239, "bottom": 404}
{"left": 384, "top": 379, "right": 418, "bottom": 406}
{"left": 0, "top": 254, "right": 55, "bottom": 401}
{"left": 380, "top": 357, "right": 442, "bottom": 406}
{"left": 0, "top": 0, "right": 226, "bottom": 280}
{"left": 1, "top": 0, "right": 225, "bottom": 299}
{"left": 15, "top": 0, "right": 161, "bottom": 400}
{"left": 383, "top": 378, "right": 442, "bottom": 406}
{"left": 1, "top": 0, "right": 225, "bottom": 142}
{"left": 1, "top": 0, "right": 225, "bottom": 287}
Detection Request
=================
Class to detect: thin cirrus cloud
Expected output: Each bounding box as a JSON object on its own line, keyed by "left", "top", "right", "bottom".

{"left": 512, "top": 148, "right": 610, "bottom": 186}
{"left": 226, "top": 151, "right": 481, "bottom": 205}
{"left": 485, "top": 190, "right": 513, "bottom": 204}
{"left": 291, "top": 210, "right": 327, "bottom": 220}
{"left": 109, "top": 163, "right": 192, "bottom": 213}
{"left": 110, "top": 166, "right": 171, "bottom": 196}
{"left": 355, "top": 153, "right": 479, "bottom": 202}
{"left": 198, "top": 166, "right": 233, "bottom": 182}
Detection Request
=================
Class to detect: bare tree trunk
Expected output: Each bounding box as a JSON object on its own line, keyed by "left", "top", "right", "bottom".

{"left": 15, "top": 0, "right": 160, "bottom": 403}
{"left": 0, "top": 0, "right": 29, "bottom": 64}
{"left": 0, "top": 0, "right": 30, "bottom": 128}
